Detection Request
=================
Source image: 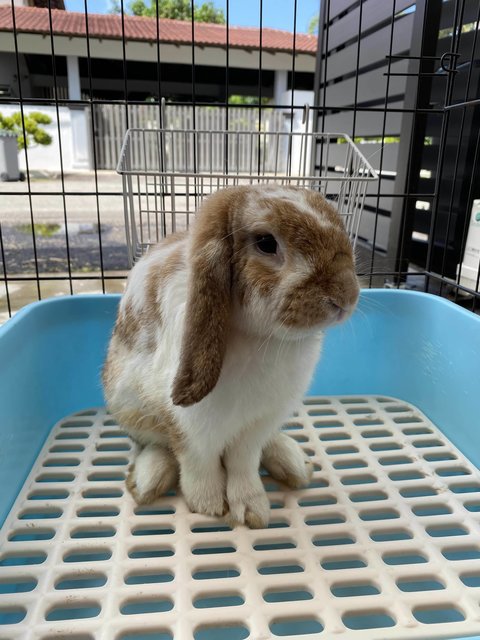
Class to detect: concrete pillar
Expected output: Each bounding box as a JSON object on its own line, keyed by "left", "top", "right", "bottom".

{"left": 66, "top": 55, "right": 92, "bottom": 170}
{"left": 67, "top": 55, "right": 81, "bottom": 100}
{"left": 273, "top": 70, "right": 288, "bottom": 106}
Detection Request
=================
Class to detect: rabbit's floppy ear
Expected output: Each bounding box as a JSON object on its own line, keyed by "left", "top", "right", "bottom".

{"left": 171, "top": 188, "right": 240, "bottom": 407}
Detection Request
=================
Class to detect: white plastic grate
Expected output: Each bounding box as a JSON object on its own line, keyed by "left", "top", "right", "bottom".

{"left": 2, "top": 396, "right": 480, "bottom": 640}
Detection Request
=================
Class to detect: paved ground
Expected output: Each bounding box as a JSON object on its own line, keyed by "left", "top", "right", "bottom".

{"left": 1, "top": 171, "right": 130, "bottom": 273}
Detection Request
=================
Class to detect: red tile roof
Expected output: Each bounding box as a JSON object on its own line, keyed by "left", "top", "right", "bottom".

{"left": 0, "top": 6, "right": 317, "bottom": 54}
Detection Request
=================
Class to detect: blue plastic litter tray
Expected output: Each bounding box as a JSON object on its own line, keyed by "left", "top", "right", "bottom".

{"left": 0, "top": 289, "right": 479, "bottom": 640}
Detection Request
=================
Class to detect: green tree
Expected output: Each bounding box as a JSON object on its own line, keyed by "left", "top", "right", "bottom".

{"left": 308, "top": 14, "right": 319, "bottom": 35}
{"left": 111, "top": 0, "right": 225, "bottom": 23}
{"left": 0, "top": 111, "right": 52, "bottom": 150}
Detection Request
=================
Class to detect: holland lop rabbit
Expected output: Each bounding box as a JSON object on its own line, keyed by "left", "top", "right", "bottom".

{"left": 103, "top": 185, "right": 359, "bottom": 528}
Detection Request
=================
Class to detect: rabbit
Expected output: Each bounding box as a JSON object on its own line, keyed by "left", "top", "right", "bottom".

{"left": 103, "top": 184, "right": 359, "bottom": 528}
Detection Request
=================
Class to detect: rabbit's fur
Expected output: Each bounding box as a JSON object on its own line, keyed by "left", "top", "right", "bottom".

{"left": 103, "top": 185, "right": 359, "bottom": 527}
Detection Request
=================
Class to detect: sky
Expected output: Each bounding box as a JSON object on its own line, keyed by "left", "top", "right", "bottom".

{"left": 64, "top": 0, "right": 320, "bottom": 33}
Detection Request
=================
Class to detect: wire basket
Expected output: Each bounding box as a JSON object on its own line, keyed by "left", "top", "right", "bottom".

{"left": 117, "top": 127, "right": 378, "bottom": 266}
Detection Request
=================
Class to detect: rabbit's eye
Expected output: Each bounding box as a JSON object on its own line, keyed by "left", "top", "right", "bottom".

{"left": 255, "top": 234, "right": 278, "bottom": 255}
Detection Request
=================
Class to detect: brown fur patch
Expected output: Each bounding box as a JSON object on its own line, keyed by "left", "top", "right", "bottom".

{"left": 144, "top": 245, "right": 184, "bottom": 331}
{"left": 171, "top": 188, "right": 246, "bottom": 407}
{"left": 113, "top": 300, "right": 141, "bottom": 350}
{"left": 113, "top": 405, "right": 184, "bottom": 456}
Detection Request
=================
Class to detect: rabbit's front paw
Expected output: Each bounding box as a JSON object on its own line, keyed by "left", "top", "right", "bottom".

{"left": 226, "top": 478, "right": 270, "bottom": 529}
{"left": 182, "top": 467, "right": 227, "bottom": 517}
{"left": 262, "top": 432, "right": 314, "bottom": 489}
{"left": 126, "top": 444, "right": 179, "bottom": 504}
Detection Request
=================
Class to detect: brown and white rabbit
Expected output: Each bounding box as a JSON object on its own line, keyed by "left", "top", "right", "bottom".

{"left": 103, "top": 185, "right": 359, "bottom": 528}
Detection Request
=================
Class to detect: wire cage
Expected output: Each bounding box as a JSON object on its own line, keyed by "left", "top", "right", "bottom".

{"left": 1, "top": 1, "right": 480, "bottom": 639}
{"left": 117, "top": 125, "right": 377, "bottom": 265}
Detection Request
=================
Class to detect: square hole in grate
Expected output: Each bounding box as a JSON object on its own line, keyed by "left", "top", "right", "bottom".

{"left": 342, "top": 611, "right": 395, "bottom": 630}
{"left": 19, "top": 507, "right": 62, "bottom": 519}
{"left": 9, "top": 527, "right": 55, "bottom": 542}
{"left": 370, "top": 528, "right": 413, "bottom": 542}
{"left": 321, "top": 556, "right": 368, "bottom": 570}
{"left": 389, "top": 469, "right": 424, "bottom": 481}
{"left": 298, "top": 495, "right": 337, "bottom": 507}
{"left": 193, "top": 567, "right": 240, "bottom": 580}
{"left": 194, "top": 593, "right": 244, "bottom": 608}
{"left": 412, "top": 439, "right": 445, "bottom": 449}
{"left": 325, "top": 445, "right": 359, "bottom": 455}
{"left": 359, "top": 508, "right": 400, "bottom": 521}
{"left": 442, "top": 546, "right": 480, "bottom": 561}
{"left": 0, "top": 552, "right": 47, "bottom": 566}
{"left": 45, "top": 603, "right": 101, "bottom": 621}
{"left": 313, "top": 534, "right": 355, "bottom": 547}
{"left": 263, "top": 589, "right": 313, "bottom": 603}
{"left": 100, "top": 430, "right": 128, "bottom": 438}
{"left": 120, "top": 598, "right": 173, "bottom": 615}
{"left": 331, "top": 582, "right": 380, "bottom": 597}
{"left": 191, "top": 523, "right": 232, "bottom": 533}
{"left": 423, "top": 451, "right": 456, "bottom": 462}
{"left": 396, "top": 577, "right": 445, "bottom": 592}
{"left": 258, "top": 562, "right": 304, "bottom": 575}
{"left": 194, "top": 625, "right": 249, "bottom": 640}
{"left": 393, "top": 416, "right": 422, "bottom": 424}
{"left": 346, "top": 407, "right": 375, "bottom": 415}
{"left": 400, "top": 485, "right": 437, "bottom": 498}
{"left": 43, "top": 457, "right": 80, "bottom": 467}
{"left": 333, "top": 459, "right": 368, "bottom": 470}
{"left": 379, "top": 455, "right": 413, "bottom": 466}
{"left": 460, "top": 573, "right": 480, "bottom": 587}
{"left": 253, "top": 539, "right": 296, "bottom": 551}
{"left": 71, "top": 526, "right": 116, "bottom": 539}
{"left": 413, "top": 606, "right": 465, "bottom": 624}
{"left": 36, "top": 472, "right": 75, "bottom": 482}
{"left": 0, "top": 578, "right": 37, "bottom": 594}
{"left": 450, "top": 482, "right": 480, "bottom": 494}
{"left": 369, "top": 441, "right": 402, "bottom": 452}
{"left": 313, "top": 420, "right": 344, "bottom": 429}
{"left": 383, "top": 552, "right": 428, "bottom": 565}
{"left": 341, "top": 474, "right": 378, "bottom": 485}
{"left": 319, "top": 432, "right": 351, "bottom": 442}
{"left": 464, "top": 500, "right": 480, "bottom": 512}
{"left": 96, "top": 442, "right": 131, "bottom": 452}
{"left": 77, "top": 506, "right": 120, "bottom": 518}
{"left": 64, "top": 549, "right": 112, "bottom": 563}
{"left": 308, "top": 409, "right": 337, "bottom": 417}
{"left": 193, "top": 544, "right": 236, "bottom": 555}
{"left": 61, "top": 420, "right": 94, "bottom": 429}
{"left": 55, "top": 431, "right": 89, "bottom": 440}
{"left": 402, "top": 426, "right": 433, "bottom": 436}
{"left": 354, "top": 418, "right": 384, "bottom": 427}
{"left": 132, "top": 525, "right": 175, "bottom": 536}
{"left": 412, "top": 503, "right": 452, "bottom": 516}
{"left": 361, "top": 429, "right": 393, "bottom": 439}
{"left": 426, "top": 524, "right": 468, "bottom": 538}
{"left": 50, "top": 444, "right": 85, "bottom": 453}
{"left": 436, "top": 466, "right": 471, "bottom": 477}
{"left": 55, "top": 574, "right": 107, "bottom": 590}
{"left": 0, "top": 607, "right": 27, "bottom": 625}
{"left": 269, "top": 618, "right": 323, "bottom": 636}
{"left": 92, "top": 456, "right": 129, "bottom": 466}
{"left": 128, "top": 546, "right": 174, "bottom": 559}
{"left": 82, "top": 488, "right": 123, "bottom": 499}
{"left": 88, "top": 472, "right": 125, "bottom": 482}
{"left": 349, "top": 490, "right": 388, "bottom": 503}
{"left": 305, "top": 513, "right": 345, "bottom": 526}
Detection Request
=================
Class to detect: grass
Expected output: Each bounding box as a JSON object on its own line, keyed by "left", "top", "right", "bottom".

{"left": 18, "top": 223, "right": 61, "bottom": 237}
